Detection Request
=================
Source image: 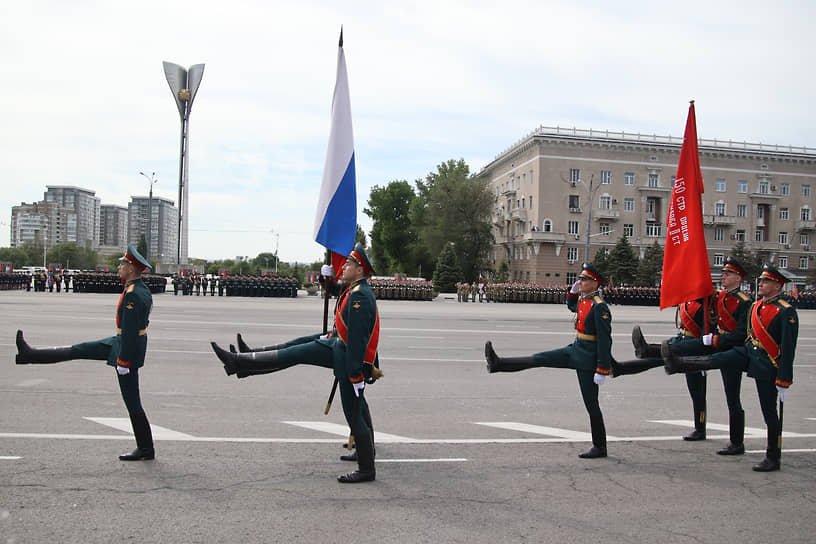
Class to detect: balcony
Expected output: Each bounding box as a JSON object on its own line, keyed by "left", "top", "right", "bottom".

{"left": 637, "top": 185, "right": 670, "bottom": 194}
{"left": 522, "top": 231, "right": 567, "bottom": 244}
{"left": 796, "top": 220, "right": 816, "bottom": 231}
{"left": 703, "top": 214, "right": 736, "bottom": 226}
{"left": 595, "top": 209, "right": 620, "bottom": 220}
{"left": 501, "top": 188, "right": 517, "bottom": 197}
{"left": 493, "top": 210, "right": 509, "bottom": 225}
{"left": 569, "top": 207, "right": 583, "bottom": 214}
{"left": 749, "top": 191, "right": 781, "bottom": 201}
{"left": 511, "top": 208, "right": 527, "bottom": 222}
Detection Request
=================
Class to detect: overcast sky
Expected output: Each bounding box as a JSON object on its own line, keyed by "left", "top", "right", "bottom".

{"left": 2, "top": 0, "right": 814, "bottom": 263}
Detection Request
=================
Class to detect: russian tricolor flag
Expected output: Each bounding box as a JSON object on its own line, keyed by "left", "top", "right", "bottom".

{"left": 314, "top": 29, "right": 357, "bottom": 273}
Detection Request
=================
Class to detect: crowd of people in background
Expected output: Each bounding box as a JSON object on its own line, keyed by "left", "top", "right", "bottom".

{"left": 369, "top": 278, "right": 435, "bottom": 300}
{"left": 0, "top": 271, "right": 167, "bottom": 294}
{"left": 171, "top": 273, "right": 299, "bottom": 298}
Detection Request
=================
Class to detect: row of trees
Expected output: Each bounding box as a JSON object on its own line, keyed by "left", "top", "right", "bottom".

{"left": 364, "top": 158, "right": 494, "bottom": 283}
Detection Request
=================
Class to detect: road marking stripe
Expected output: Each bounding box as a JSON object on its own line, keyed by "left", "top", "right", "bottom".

{"left": 0, "top": 456, "right": 22, "bottom": 460}
{"left": 650, "top": 419, "right": 812, "bottom": 437}
{"left": 377, "top": 458, "right": 467, "bottom": 463}
{"left": 85, "top": 417, "right": 196, "bottom": 439}
{"left": 476, "top": 422, "right": 599, "bottom": 440}
{"left": 283, "top": 421, "right": 414, "bottom": 442}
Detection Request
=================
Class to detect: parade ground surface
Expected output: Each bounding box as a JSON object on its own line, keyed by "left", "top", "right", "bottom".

{"left": 1, "top": 290, "right": 814, "bottom": 544}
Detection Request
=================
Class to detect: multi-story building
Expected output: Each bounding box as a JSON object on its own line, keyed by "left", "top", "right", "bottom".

{"left": 97, "top": 204, "right": 129, "bottom": 258}
{"left": 127, "top": 196, "right": 178, "bottom": 263}
{"left": 10, "top": 201, "right": 76, "bottom": 249}
{"left": 480, "top": 126, "right": 816, "bottom": 286}
{"left": 44, "top": 186, "right": 101, "bottom": 250}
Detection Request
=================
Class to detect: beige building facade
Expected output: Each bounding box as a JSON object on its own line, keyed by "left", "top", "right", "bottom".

{"left": 480, "top": 126, "right": 816, "bottom": 286}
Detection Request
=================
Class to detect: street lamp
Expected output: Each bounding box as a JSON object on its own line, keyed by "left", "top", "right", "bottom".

{"left": 564, "top": 173, "right": 600, "bottom": 261}
{"left": 163, "top": 61, "right": 205, "bottom": 266}
{"left": 140, "top": 171, "right": 158, "bottom": 262}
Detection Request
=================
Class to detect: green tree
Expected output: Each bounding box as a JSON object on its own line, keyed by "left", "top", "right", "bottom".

{"left": 416, "top": 159, "right": 493, "bottom": 282}
{"left": 0, "top": 247, "right": 30, "bottom": 268}
{"left": 591, "top": 248, "right": 610, "bottom": 284}
{"left": 635, "top": 242, "right": 664, "bottom": 286}
{"left": 494, "top": 259, "right": 510, "bottom": 283}
{"left": 253, "top": 252, "right": 278, "bottom": 272}
{"left": 46, "top": 242, "right": 99, "bottom": 270}
{"left": 137, "top": 235, "right": 148, "bottom": 260}
{"left": 730, "top": 239, "right": 761, "bottom": 280}
{"left": 355, "top": 224, "right": 367, "bottom": 248}
{"left": 364, "top": 180, "right": 416, "bottom": 274}
{"left": 606, "top": 235, "right": 638, "bottom": 285}
{"left": 432, "top": 242, "right": 461, "bottom": 292}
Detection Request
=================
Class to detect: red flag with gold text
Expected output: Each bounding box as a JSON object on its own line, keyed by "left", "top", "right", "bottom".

{"left": 660, "top": 102, "right": 713, "bottom": 309}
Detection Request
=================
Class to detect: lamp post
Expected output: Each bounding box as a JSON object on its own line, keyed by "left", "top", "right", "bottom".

{"left": 163, "top": 61, "right": 205, "bottom": 266}
{"left": 564, "top": 173, "right": 600, "bottom": 262}
{"left": 140, "top": 171, "right": 158, "bottom": 262}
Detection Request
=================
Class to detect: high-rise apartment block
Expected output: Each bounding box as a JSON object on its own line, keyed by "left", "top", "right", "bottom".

{"left": 44, "top": 186, "right": 101, "bottom": 250}
{"left": 480, "top": 126, "right": 816, "bottom": 285}
{"left": 10, "top": 201, "right": 76, "bottom": 248}
{"left": 127, "top": 196, "right": 178, "bottom": 263}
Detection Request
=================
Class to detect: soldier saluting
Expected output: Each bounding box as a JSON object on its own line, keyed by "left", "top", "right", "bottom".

{"left": 211, "top": 243, "right": 381, "bottom": 483}
{"left": 484, "top": 263, "right": 612, "bottom": 459}
{"left": 14, "top": 244, "right": 156, "bottom": 461}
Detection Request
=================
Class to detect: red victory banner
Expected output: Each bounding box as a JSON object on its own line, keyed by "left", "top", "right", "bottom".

{"left": 660, "top": 101, "right": 713, "bottom": 310}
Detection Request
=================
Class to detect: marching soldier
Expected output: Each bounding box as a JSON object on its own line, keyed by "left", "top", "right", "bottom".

{"left": 484, "top": 263, "right": 611, "bottom": 459}
{"left": 663, "top": 264, "right": 797, "bottom": 472}
{"left": 14, "top": 244, "right": 156, "bottom": 461}
{"left": 211, "top": 243, "right": 381, "bottom": 483}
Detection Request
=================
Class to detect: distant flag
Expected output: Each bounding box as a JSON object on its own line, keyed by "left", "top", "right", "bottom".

{"left": 314, "top": 27, "right": 357, "bottom": 274}
{"left": 660, "top": 101, "right": 713, "bottom": 310}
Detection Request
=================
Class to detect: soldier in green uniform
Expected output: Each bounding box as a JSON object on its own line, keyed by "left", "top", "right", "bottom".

{"left": 663, "top": 264, "right": 797, "bottom": 472}
{"left": 14, "top": 244, "right": 155, "bottom": 461}
{"left": 211, "top": 243, "right": 381, "bottom": 483}
{"left": 484, "top": 263, "right": 612, "bottom": 459}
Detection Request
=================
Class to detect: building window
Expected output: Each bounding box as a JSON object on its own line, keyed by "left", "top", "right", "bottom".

{"left": 778, "top": 256, "right": 788, "bottom": 269}
{"left": 737, "top": 180, "right": 748, "bottom": 193}
{"left": 566, "top": 272, "right": 577, "bottom": 284}
{"left": 569, "top": 168, "right": 581, "bottom": 182}
{"left": 648, "top": 173, "right": 659, "bottom": 187}
{"left": 601, "top": 170, "right": 612, "bottom": 184}
{"left": 801, "top": 233, "right": 810, "bottom": 246}
{"left": 529, "top": 196, "right": 533, "bottom": 209}
{"left": 780, "top": 208, "right": 789, "bottom": 220}
{"left": 715, "top": 202, "right": 726, "bottom": 216}
{"left": 779, "top": 232, "right": 789, "bottom": 245}
{"left": 715, "top": 178, "right": 726, "bottom": 192}
{"left": 714, "top": 254, "right": 724, "bottom": 266}
{"left": 803, "top": 184, "right": 811, "bottom": 197}
{"left": 599, "top": 195, "right": 611, "bottom": 209}
{"left": 568, "top": 221, "right": 579, "bottom": 235}
{"left": 800, "top": 256, "right": 809, "bottom": 269}
{"left": 569, "top": 195, "right": 580, "bottom": 209}
{"left": 624, "top": 172, "right": 635, "bottom": 186}
{"left": 671, "top": 175, "right": 676, "bottom": 187}
{"left": 755, "top": 230, "right": 763, "bottom": 242}
{"left": 646, "top": 223, "right": 661, "bottom": 237}
{"left": 714, "top": 227, "right": 724, "bottom": 241}
{"left": 567, "top": 247, "right": 579, "bottom": 263}
{"left": 759, "top": 180, "right": 770, "bottom": 194}
{"left": 623, "top": 198, "right": 634, "bottom": 212}
{"left": 781, "top": 183, "right": 790, "bottom": 196}
{"left": 802, "top": 207, "right": 812, "bottom": 221}
{"left": 735, "top": 230, "right": 745, "bottom": 241}
{"left": 543, "top": 219, "right": 552, "bottom": 232}
{"left": 737, "top": 204, "right": 747, "bottom": 217}
{"left": 623, "top": 224, "right": 634, "bottom": 237}
{"left": 600, "top": 222, "right": 611, "bottom": 236}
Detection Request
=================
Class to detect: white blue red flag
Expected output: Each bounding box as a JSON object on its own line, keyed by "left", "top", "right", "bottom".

{"left": 314, "top": 29, "right": 357, "bottom": 273}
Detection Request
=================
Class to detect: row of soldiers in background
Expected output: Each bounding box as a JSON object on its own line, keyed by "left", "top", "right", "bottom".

{"left": 369, "top": 279, "right": 435, "bottom": 301}
{"left": 72, "top": 272, "right": 167, "bottom": 294}
{"left": 482, "top": 282, "right": 571, "bottom": 304}
{"left": 172, "top": 274, "right": 299, "bottom": 298}
{"left": 0, "top": 273, "right": 31, "bottom": 290}
{"left": 456, "top": 282, "right": 486, "bottom": 302}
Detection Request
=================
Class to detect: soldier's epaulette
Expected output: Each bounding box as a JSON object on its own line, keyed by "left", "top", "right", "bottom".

{"left": 737, "top": 292, "right": 750, "bottom": 301}
{"left": 127, "top": 284, "right": 135, "bottom": 293}
{"left": 778, "top": 299, "right": 791, "bottom": 308}
{"left": 352, "top": 284, "right": 361, "bottom": 292}
{"left": 593, "top": 295, "right": 603, "bottom": 304}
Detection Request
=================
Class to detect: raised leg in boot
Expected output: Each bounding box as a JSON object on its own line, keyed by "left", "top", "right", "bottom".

{"left": 661, "top": 341, "right": 716, "bottom": 375}
{"left": 15, "top": 330, "right": 73, "bottom": 364}
{"left": 211, "top": 342, "right": 281, "bottom": 376}
{"left": 610, "top": 357, "right": 663, "bottom": 378}
{"left": 484, "top": 341, "right": 537, "bottom": 373}
{"left": 632, "top": 325, "right": 660, "bottom": 359}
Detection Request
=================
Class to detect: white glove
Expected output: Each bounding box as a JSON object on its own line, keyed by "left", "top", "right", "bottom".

{"left": 320, "top": 264, "right": 333, "bottom": 277}
{"left": 570, "top": 280, "right": 581, "bottom": 294}
{"left": 777, "top": 385, "right": 787, "bottom": 401}
{"left": 352, "top": 381, "right": 365, "bottom": 397}
{"left": 702, "top": 333, "right": 714, "bottom": 346}
{"left": 593, "top": 373, "right": 606, "bottom": 385}
{"left": 116, "top": 365, "right": 130, "bottom": 376}
{"left": 319, "top": 334, "right": 328, "bottom": 340}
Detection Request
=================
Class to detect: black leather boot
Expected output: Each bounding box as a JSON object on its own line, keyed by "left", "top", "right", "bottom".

{"left": 753, "top": 425, "right": 781, "bottom": 472}
{"left": 338, "top": 430, "right": 375, "bottom": 483}
{"left": 15, "top": 330, "right": 73, "bottom": 364}
{"left": 211, "top": 342, "right": 280, "bottom": 376}
{"left": 579, "top": 414, "right": 608, "bottom": 458}
{"left": 661, "top": 341, "right": 714, "bottom": 375}
{"left": 485, "top": 341, "right": 537, "bottom": 373}
{"left": 683, "top": 373, "right": 706, "bottom": 441}
{"left": 610, "top": 358, "right": 663, "bottom": 377}
{"left": 341, "top": 407, "right": 375, "bottom": 461}
{"left": 119, "top": 412, "right": 155, "bottom": 461}
{"left": 717, "top": 410, "right": 745, "bottom": 455}
{"left": 632, "top": 326, "right": 661, "bottom": 359}
{"left": 236, "top": 333, "right": 285, "bottom": 353}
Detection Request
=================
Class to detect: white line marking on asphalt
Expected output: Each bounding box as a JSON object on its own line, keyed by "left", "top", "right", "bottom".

{"left": 0, "top": 456, "right": 22, "bottom": 460}
{"left": 377, "top": 458, "right": 468, "bottom": 463}
{"left": 282, "top": 421, "right": 415, "bottom": 442}
{"left": 650, "top": 420, "right": 811, "bottom": 437}
{"left": 85, "top": 417, "right": 196, "bottom": 439}
{"left": 15, "top": 379, "right": 48, "bottom": 387}
{"left": 475, "top": 422, "right": 599, "bottom": 440}
{"left": 747, "top": 449, "right": 816, "bottom": 454}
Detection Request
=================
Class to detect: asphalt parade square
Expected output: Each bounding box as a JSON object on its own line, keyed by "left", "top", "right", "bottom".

{"left": 1, "top": 290, "right": 814, "bottom": 543}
